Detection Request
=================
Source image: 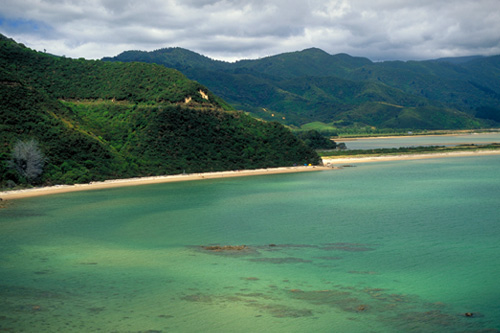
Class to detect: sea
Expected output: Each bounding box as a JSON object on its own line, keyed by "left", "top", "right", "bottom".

{"left": 1, "top": 155, "right": 499, "bottom": 332}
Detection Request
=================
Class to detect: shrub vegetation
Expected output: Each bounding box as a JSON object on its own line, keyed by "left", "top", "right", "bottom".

{"left": 0, "top": 34, "right": 320, "bottom": 188}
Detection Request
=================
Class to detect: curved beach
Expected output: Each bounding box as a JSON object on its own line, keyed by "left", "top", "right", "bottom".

{"left": 0, "top": 166, "right": 329, "bottom": 200}
{"left": 2, "top": 149, "right": 500, "bottom": 200}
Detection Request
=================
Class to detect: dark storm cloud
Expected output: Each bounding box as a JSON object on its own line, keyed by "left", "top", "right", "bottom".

{"left": 1, "top": 0, "right": 499, "bottom": 61}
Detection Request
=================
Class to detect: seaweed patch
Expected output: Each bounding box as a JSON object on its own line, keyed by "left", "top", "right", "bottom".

{"left": 247, "top": 257, "right": 312, "bottom": 264}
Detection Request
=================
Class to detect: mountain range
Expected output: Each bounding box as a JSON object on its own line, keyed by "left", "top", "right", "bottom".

{"left": 104, "top": 47, "right": 500, "bottom": 132}
{"left": 0, "top": 34, "right": 319, "bottom": 188}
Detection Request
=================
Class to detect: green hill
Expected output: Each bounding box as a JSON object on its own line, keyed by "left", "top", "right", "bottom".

{"left": 104, "top": 47, "right": 499, "bottom": 131}
{"left": 0, "top": 67, "right": 128, "bottom": 185}
{"left": 232, "top": 48, "right": 373, "bottom": 79}
{"left": 0, "top": 34, "right": 320, "bottom": 188}
{"left": 346, "top": 59, "right": 500, "bottom": 115}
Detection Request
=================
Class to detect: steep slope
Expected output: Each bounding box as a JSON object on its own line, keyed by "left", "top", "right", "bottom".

{"left": 0, "top": 35, "right": 320, "bottom": 188}
{"left": 461, "top": 55, "right": 500, "bottom": 103}
{"left": 274, "top": 76, "right": 483, "bottom": 129}
{"left": 186, "top": 65, "right": 484, "bottom": 129}
{"left": 346, "top": 59, "right": 500, "bottom": 117}
{"left": 0, "top": 67, "right": 128, "bottom": 185}
{"left": 2, "top": 40, "right": 230, "bottom": 108}
{"left": 104, "top": 47, "right": 498, "bottom": 130}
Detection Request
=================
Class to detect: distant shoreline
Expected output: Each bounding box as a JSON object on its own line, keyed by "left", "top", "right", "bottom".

{"left": 322, "top": 149, "right": 500, "bottom": 164}
{"left": 338, "top": 134, "right": 461, "bottom": 141}
{"left": 335, "top": 130, "right": 500, "bottom": 141}
{"left": 2, "top": 149, "right": 500, "bottom": 201}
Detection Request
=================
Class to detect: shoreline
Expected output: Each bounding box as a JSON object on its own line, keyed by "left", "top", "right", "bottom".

{"left": 338, "top": 134, "right": 460, "bottom": 141}
{"left": 0, "top": 166, "right": 329, "bottom": 200}
{"left": 322, "top": 149, "right": 500, "bottom": 164}
{"left": 335, "top": 130, "right": 500, "bottom": 141}
{"left": 2, "top": 149, "right": 500, "bottom": 201}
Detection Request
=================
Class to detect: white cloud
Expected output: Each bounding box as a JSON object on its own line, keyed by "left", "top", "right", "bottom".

{"left": 1, "top": 0, "right": 499, "bottom": 61}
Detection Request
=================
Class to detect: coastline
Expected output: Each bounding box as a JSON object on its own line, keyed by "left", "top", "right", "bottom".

{"left": 2, "top": 149, "right": 500, "bottom": 201}
{"left": 338, "top": 134, "right": 460, "bottom": 141}
{"left": 323, "top": 149, "right": 500, "bottom": 164}
{"left": 0, "top": 166, "right": 329, "bottom": 200}
{"left": 336, "top": 130, "right": 499, "bottom": 141}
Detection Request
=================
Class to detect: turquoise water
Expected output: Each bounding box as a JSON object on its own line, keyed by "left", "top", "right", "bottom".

{"left": 1, "top": 155, "right": 500, "bottom": 332}
{"left": 343, "top": 132, "right": 500, "bottom": 150}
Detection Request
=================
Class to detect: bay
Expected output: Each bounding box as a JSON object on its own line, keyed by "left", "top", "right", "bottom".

{"left": 1, "top": 155, "right": 499, "bottom": 332}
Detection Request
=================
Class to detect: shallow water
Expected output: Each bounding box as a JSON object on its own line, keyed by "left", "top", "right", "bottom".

{"left": 343, "top": 132, "right": 500, "bottom": 150}
{"left": 1, "top": 155, "right": 500, "bottom": 332}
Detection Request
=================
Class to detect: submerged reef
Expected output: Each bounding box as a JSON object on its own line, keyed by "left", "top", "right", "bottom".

{"left": 202, "top": 245, "right": 247, "bottom": 251}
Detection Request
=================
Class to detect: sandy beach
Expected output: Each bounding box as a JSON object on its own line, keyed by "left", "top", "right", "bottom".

{"left": 0, "top": 166, "right": 329, "bottom": 200}
{"left": 323, "top": 149, "right": 500, "bottom": 164}
{"left": 2, "top": 149, "right": 500, "bottom": 200}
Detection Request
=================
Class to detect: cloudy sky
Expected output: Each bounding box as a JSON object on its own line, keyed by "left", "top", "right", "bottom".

{"left": 1, "top": 0, "right": 499, "bottom": 62}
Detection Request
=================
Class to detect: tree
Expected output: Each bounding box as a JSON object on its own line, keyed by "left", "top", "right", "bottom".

{"left": 295, "top": 130, "right": 337, "bottom": 149}
{"left": 8, "top": 139, "right": 46, "bottom": 182}
{"left": 337, "top": 142, "right": 347, "bottom": 150}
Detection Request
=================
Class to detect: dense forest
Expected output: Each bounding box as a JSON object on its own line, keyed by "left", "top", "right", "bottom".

{"left": 0, "top": 34, "right": 320, "bottom": 189}
{"left": 104, "top": 47, "right": 500, "bottom": 132}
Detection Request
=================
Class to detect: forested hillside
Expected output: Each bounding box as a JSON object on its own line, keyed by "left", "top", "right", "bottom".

{"left": 104, "top": 47, "right": 500, "bottom": 132}
{"left": 0, "top": 34, "right": 320, "bottom": 188}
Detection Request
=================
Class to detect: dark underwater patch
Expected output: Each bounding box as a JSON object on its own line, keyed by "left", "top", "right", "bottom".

{"left": 247, "top": 257, "right": 312, "bottom": 264}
